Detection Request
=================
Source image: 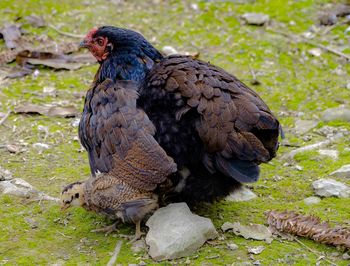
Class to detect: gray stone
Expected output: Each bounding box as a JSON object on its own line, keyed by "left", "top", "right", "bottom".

{"left": 312, "top": 179, "right": 350, "bottom": 198}
{"left": 0, "top": 166, "right": 13, "bottom": 181}
{"left": 318, "top": 149, "right": 339, "bottom": 160}
{"left": 227, "top": 243, "right": 239, "bottom": 251}
{"left": 322, "top": 106, "right": 350, "bottom": 122}
{"left": 248, "top": 246, "right": 265, "bottom": 255}
{"left": 0, "top": 178, "right": 59, "bottom": 201}
{"left": 225, "top": 186, "right": 257, "bottom": 202}
{"left": 146, "top": 203, "right": 218, "bottom": 261}
{"left": 294, "top": 119, "right": 318, "bottom": 135}
{"left": 330, "top": 164, "right": 350, "bottom": 178}
{"left": 71, "top": 118, "right": 80, "bottom": 127}
{"left": 241, "top": 13, "right": 269, "bottom": 25}
{"left": 303, "top": 196, "right": 321, "bottom": 205}
{"left": 0, "top": 178, "right": 37, "bottom": 197}
{"left": 162, "top": 46, "right": 178, "bottom": 56}
{"left": 131, "top": 239, "right": 146, "bottom": 253}
{"left": 342, "top": 253, "right": 350, "bottom": 260}
{"left": 308, "top": 48, "right": 322, "bottom": 57}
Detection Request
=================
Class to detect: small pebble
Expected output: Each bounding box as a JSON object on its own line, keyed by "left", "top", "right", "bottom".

{"left": 227, "top": 243, "right": 238, "bottom": 251}
{"left": 342, "top": 253, "right": 350, "bottom": 260}
{"left": 248, "top": 246, "right": 265, "bottom": 255}
{"left": 303, "top": 196, "right": 321, "bottom": 205}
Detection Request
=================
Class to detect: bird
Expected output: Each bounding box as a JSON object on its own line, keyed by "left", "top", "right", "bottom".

{"left": 78, "top": 26, "right": 282, "bottom": 203}
{"left": 61, "top": 79, "right": 177, "bottom": 241}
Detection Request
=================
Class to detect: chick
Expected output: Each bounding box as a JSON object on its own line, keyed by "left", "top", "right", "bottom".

{"left": 61, "top": 174, "right": 160, "bottom": 241}
{"left": 61, "top": 79, "right": 177, "bottom": 241}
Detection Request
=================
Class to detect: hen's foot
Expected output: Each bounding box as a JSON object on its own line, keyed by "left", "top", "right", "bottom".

{"left": 91, "top": 222, "right": 118, "bottom": 235}
{"left": 129, "top": 220, "right": 144, "bottom": 244}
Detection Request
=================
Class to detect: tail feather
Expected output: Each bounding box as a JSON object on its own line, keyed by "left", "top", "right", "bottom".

{"left": 215, "top": 155, "right": 260, "bottom": 183}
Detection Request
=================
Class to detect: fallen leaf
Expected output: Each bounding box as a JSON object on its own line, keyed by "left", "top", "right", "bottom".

{"left": 16, "top": 50, "right": 96, "bottom": 70}
{"left": 14, "top": 103, "right": 50, "bottom": 115}
{"left": 5, "top": 66, "right": 32, "bottom": 79}
{"left": 0, "top": 24, "right": 22, "bottom": 49}
{"left": 222, "top": 222, "right": 273, "bottom": 243}
{"left": 24, "top": 15, "right": 46, "bottom": 28}
{"left": 14, "top": 103, "right": 79, "bottom": 117}
{"left": 47, "top": 106, "right": 79, "bottom": 118}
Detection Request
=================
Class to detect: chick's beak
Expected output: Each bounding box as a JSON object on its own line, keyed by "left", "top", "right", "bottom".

{"left": 60, "top": 204, "right": 70, "bottom": 211}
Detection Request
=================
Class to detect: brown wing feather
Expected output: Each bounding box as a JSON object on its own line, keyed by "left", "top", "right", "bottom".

{"left": 147, "top": 55, "right": 280, "bottom": 165}
{"left": 79, "top": 79, "right": 177, "bottom": 189}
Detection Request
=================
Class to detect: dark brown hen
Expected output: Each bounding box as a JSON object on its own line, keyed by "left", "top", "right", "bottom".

{"left": 137, "top": 55, "right": 280, "bottom": 201}
{"left": 79, "top": 26, "right": 282, "bottom": 203}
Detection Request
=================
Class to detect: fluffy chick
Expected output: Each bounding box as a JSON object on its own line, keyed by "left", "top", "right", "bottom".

{"left": 61, "top": 173, "right": 159, "bottom": 241}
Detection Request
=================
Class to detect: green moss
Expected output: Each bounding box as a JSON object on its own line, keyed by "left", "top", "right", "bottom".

{"left": 1, "top": 0, "right": 350, "bottom": 265}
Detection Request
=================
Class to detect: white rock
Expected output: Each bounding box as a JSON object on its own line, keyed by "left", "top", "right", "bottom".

{"left": 190, "top": 3, "right": 199, "bottom": 11}
{"left": 294, "top": 119, "right": 318, "bottom": 135}
{"left": 33, "top": 143, "right": 49, "bottom": 153}
{"left": 343, "top": 253, "right": 350, "bottom": 260}
{"left": 318, "top": 149, "right": 339, "bottom": 160}
{"left": 0, "top": 178, "right": 36, "bottom": 197}
{"left": 308, "top": 48, "right": 322, "bottom": 57}
{"left": 241, "top": 13, "right": 269, "bottom": 25}
{"left": 225, "top": 186, "right": 257, "bottom": 202}
{"left": 0, "top": 178, "right": 59, "bottom": 201}
{"left": 312, "top": 179, "right": 350, "bottom": 198}
{"left": 0, "top": 166, "right": 13, "bottom": 181}
{"left": 248, "top": 246, "right": 265, "bottom": 255}
{"left": 43, "top": 86, "right": 57, "bottom": 96}
{"left": 331, "top": 164, "right": 350, "bottom": 178}
{"left": 303, "top": 196, "right": 321, "bottom": 205}
{"left": 322, "top": 106, "right": 350, "bottom": 122}
{"left": 295, "top": 165, "right": 303, "bottom": 171}
{"left": 131, "top": 239, "right": 146, "bottom": 253}
{"left": 146, "top": 203, "right": 218, "bottom": 261}
{"left": 162, "top": 46, "right": 178, "bottom": 56}
{"left": 227, "top": 243, "right": 238, "bottom": 251}
{"left": 71, "top": 118, "right": 80, "bottom": 127}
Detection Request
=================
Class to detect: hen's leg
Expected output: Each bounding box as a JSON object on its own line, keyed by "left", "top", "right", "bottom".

{"left": 128, "top": 220, "right": 144, "bottom": 243}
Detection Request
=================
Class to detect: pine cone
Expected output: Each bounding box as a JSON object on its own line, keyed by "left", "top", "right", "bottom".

{"left": 265, "top": 210, "right": 350, "bottom": 249}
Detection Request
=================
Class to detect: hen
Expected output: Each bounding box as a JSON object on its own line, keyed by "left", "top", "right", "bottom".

{"left": 79, "top": 26, "right": 281, "bottom": 203}
{"left": 61, "top": 80, "right": 177, "bottom": 240}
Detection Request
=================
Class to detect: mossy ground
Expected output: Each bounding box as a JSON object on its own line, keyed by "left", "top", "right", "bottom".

{"left": 1, "top": 0, "right": 350, "bottom": 265}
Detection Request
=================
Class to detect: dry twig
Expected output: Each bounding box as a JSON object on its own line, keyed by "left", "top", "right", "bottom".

{"left": 48, "top": 24, "right": 85, "bottom": 39}
{"left": 0, "top": 111, "right": 11, "bottom": 126}
{"left": 267, "top": 28, "right": 350, "bottom": 61}
{"left": 107, "top": 240, "right": 122, "bottom": 266}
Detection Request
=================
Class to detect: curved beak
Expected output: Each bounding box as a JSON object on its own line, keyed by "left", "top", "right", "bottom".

{"left": 79, "top": 40, "right": 89, "bottom": 49}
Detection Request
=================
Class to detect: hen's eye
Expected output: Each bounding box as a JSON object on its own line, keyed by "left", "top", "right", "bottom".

{"left": 97, "top": 38, "right": 104, "bottom": 46}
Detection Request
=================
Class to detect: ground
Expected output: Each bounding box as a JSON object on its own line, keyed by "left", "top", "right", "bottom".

{"left": 0, "top": 0, "right": 350, "bottom": 265}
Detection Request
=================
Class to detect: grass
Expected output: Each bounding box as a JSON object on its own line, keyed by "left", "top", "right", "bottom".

{"left": 1, "top": 0, "right": 350, "bottom": 265}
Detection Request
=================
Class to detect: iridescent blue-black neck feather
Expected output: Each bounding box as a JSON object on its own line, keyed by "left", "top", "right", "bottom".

{"left": 95, "top": 27, "right": 163, "bottom": 84}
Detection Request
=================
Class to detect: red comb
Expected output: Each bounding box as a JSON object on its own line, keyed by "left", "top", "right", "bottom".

{"left": 85, "top": 27, "right": 98, "bottom": 40}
